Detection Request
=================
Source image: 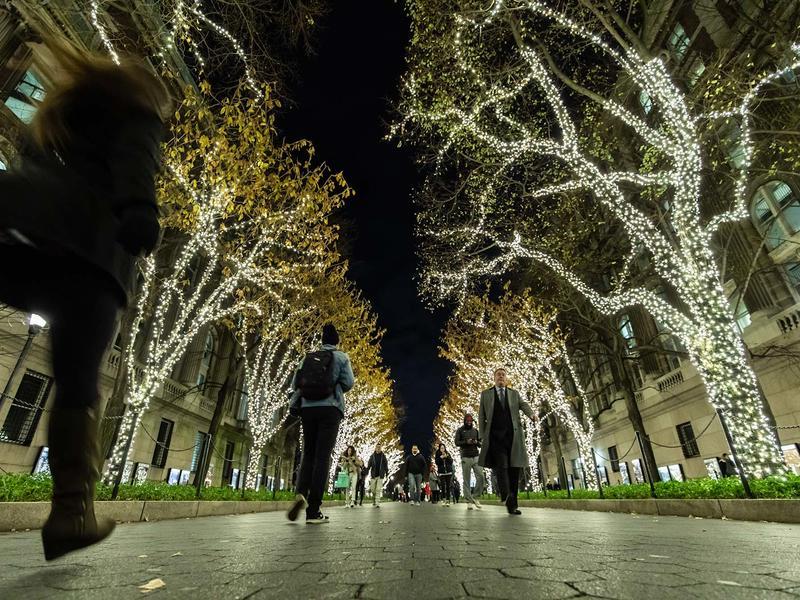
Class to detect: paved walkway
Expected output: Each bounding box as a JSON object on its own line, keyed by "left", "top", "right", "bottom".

{"left": 0, "top": 501, "right": 798, "bottom": 599}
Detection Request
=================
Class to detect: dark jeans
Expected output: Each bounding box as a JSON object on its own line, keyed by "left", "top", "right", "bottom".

{"left": 296, "top": 406, "right": 342, "bottom": 515}
{"left": 0, "top": 245, "right": 121, "bottom": 411}
{"left": 355, "top": 478, "right": 365, "bottom": 504}
{"left": 495, "top": 466, "right": 521, "bottom": 511}
{"left": 440, "top": 474, "right": 453, "bottom": 501}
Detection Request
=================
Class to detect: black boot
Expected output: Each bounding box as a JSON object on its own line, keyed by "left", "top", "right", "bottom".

{"left": 41, "top": 408, "right": 115, "bottom": 561}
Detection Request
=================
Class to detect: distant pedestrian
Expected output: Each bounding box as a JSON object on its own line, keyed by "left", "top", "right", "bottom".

{"left": 436, "top": 445, "right": 455, "bottom": 506}
{"left": 338, "top": 446, "right": 363, "bottom": 508}
{"left": 478, "top": 368, "right": 536, "bottom": 515}
{"left": 0, "top": 37, "right": 171, "bottom": 561}
{"left": 455, "top": 413, "right": 484, "bottom": 509}
{"left": 405, "top": 444, "right": 427, "bottom": 505}
{"left": 429, "top": 464, "right": 440, "bottom": 503}
{"left": 367, "top": 444, "right": 390, "bottom": 507}
{"left": 453, "top": 478, "right": 461, "bottom": 504}
{"left": 355, "top": 466, "right": 367, "bottom": 506}
{"left": 720, "top": 453, "right": 736, "bottom": 477}
{"left": 287, "top": 323, "right": 355, "bottom": 524}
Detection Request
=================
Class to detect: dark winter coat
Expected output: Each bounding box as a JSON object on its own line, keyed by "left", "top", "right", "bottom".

{"left": 0, "top": 93, "right": 164, "bottom": 307}
{"left": 367, "top": 452, "right": 389, "bottom": 478}
{"left": 435, "top": 452, "right": 454, "bottom": 476}
{"left": 405, "top": 452, "right": 427, "bottom": 476}
{"left": 454, "top": 423, "right": 481, "bottom": 458}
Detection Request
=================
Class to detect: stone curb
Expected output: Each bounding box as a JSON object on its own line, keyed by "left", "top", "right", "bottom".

{"left": 0, "top": 499, "right": 346, "bottom": 532}
{"left": 484, "top": 498, "right": 800, "bottom": 523}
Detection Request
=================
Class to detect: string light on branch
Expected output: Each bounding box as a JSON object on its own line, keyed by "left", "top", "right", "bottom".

{"left": 400, "top": 0, "right": 794, "bottom": 476}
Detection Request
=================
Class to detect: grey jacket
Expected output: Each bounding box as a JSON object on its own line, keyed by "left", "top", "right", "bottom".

{"left": 477, "top": 387, "right": 535, "bottom": 469}
{"left": 289, "top": 344, "right": 354, "bottom": 416}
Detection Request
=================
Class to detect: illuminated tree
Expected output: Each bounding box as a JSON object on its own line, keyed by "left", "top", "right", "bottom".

{"left": 104, "top": 83, "right": 350, "bottom": 484}
{"left": 398, "top": 1, "right": 800, "bottom": 476}
{"left": 438, "top": 290, "right": 598, "bottom": 490}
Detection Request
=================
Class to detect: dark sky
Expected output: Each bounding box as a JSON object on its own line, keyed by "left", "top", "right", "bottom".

{"left": 280, "top": 1, "right": 449, "bottom": 450}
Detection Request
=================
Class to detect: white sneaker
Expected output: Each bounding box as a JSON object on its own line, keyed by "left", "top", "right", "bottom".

{"left": 473, "top": 499, "right": 482, "bottom": 509}
{"left": 467, "top": 504, "right": 474, "bottom": 510}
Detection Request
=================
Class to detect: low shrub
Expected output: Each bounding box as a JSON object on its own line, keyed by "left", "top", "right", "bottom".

{"left": 0, "top": 473, "right": 338, "bottom": 502}
{"left": 479, "top": 473, "right": 800, "bottom": 501}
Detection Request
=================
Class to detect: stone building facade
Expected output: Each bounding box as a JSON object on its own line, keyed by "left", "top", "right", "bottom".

{"left": 539, "top": 0, "right": 800, "bottom": 488}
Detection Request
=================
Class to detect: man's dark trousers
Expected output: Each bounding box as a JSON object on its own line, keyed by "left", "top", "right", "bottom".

{"left": 296, "top": 406, "right": 342, "bottom": 516}
{"left": 493, "top": 460, "right": 521, "bottom": 511}
{"left": 490, "top": 390, "right": 520, "bottom": 512}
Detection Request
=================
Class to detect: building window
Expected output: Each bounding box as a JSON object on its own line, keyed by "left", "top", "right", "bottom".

{"left": 196, "top": 330, "right": 216, "bottom": 388}
{"left": 221, "top": 440, "right": 235, "bottom": 482}
{"left": 619, "top": 314, "right": 637, "bottom": 351}
{"left": 0, "top": 371, "right": 53, "bottom": 446}
{"left": 608, "top": 445, "right": 620, "bottom": 472}
{"left": 728, "top": 291, "right": 751, "bottom": 331}
{"left": 751, "top": 180, "right": 800, "bottom": 250}
{"left": 676, "top": 421, "right": 700, "bottom": 458}
{"left": 236, "top": 390, "right": 249, "bottom": 420}
{"left": 667, "top": 23, "right": 691, "bottom": 62}
{"left": 688, "top": 59, "right": 706, "bottom": 87}
{"left": 4, "top": 70, "right": 46, "bottom": 123}
{"left": 782, "top": 444, "right": 800, "bottom": 475}
{"left": 639, "top": 90, "right": 653, "bottom": 115}
{"left": 786, "top": 263, "right": 800, "bottom": 296}
{"left": 190, "top": 431, "right": 208, "bottom": 471}
{"left": 151, "top": 418, "right": 174, "bottom": 468}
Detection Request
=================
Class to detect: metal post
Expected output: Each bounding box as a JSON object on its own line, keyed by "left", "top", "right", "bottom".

{"left": 635, "top": 431, "right": 657, "bottom": 499}
{"left": 716, "top": 410, "right": 754, "bottom": 499}
{"left": 560, "top": 455, "right": 571, "bottom": 498}
{"left": 538, "top": 455, "right": 547, "bottom": 497}
{"left": 593, "top": 449, "right": 605, "bottom": 499}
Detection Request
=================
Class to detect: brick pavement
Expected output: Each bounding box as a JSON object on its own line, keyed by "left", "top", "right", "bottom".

{"left": 0, "top": 501, "right": 798, "bottom": 599}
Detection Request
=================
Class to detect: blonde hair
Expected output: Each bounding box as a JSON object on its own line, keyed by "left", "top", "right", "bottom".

{"left": 30, "top": 36, "right": 172, "bottom": 154}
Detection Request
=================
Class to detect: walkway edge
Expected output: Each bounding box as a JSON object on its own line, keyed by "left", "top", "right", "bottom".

{"left": 484, "top": 498, "right": 800, "bottom": 523}
{"left": 0, "top": 499, "right": 347, "bottom": 532}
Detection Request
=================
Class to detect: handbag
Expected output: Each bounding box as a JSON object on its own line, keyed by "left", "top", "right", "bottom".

{"left": 335, "top": 471, "right": 350, "bottom": 489}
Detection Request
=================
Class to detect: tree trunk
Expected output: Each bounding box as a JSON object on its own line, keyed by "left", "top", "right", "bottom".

{"left": 193, "top": 351, "right": 243, "bottom": 494}
{"left": 548, "top": 421, "right": 566, "bottom": 489}
{"left": 99, "top": 303, "right": 137, "bottom": 464}
{"left": 610, "top": 353, "right": 659, "bottom": 483}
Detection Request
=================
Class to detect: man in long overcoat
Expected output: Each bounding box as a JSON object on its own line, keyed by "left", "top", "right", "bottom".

{"left": 477, "top": 368, "right": 535, "bottom": 515}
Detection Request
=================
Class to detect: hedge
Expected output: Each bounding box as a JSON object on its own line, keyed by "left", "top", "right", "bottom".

{"left": 0, "top": 473, "right": 340, "bottom": 503}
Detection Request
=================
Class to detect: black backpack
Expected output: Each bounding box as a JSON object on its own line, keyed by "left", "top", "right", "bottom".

{"left": 295, "top": 350, "right": 336, "bottom": 401}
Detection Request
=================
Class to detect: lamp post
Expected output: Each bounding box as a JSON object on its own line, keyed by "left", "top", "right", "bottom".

{"left": 0, "top": 313, "right": 46, "bottom": 408}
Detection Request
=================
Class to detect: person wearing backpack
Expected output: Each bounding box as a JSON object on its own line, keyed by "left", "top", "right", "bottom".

{"left": 286, "top": 324, "right": 354, "bottom": 524}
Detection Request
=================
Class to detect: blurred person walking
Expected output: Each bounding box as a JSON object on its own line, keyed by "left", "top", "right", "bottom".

{"left": 0, "top": 38, "right": 170, "bottom": 560}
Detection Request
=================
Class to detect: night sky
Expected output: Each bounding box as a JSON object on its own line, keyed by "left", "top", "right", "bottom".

{"left": 280, "top": 1, "right": 449, "bottom": 450}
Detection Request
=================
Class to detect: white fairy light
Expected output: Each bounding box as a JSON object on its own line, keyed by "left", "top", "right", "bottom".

{"left": 401, "top": 1, "right": 794, "bottom": 476}
{"left": 437, "top": 296, "right": 599, "bottom": 491}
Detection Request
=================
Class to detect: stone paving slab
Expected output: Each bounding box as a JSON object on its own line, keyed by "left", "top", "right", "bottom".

{"left": 0, "top": 501, "right": 798, "bottom": 598}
